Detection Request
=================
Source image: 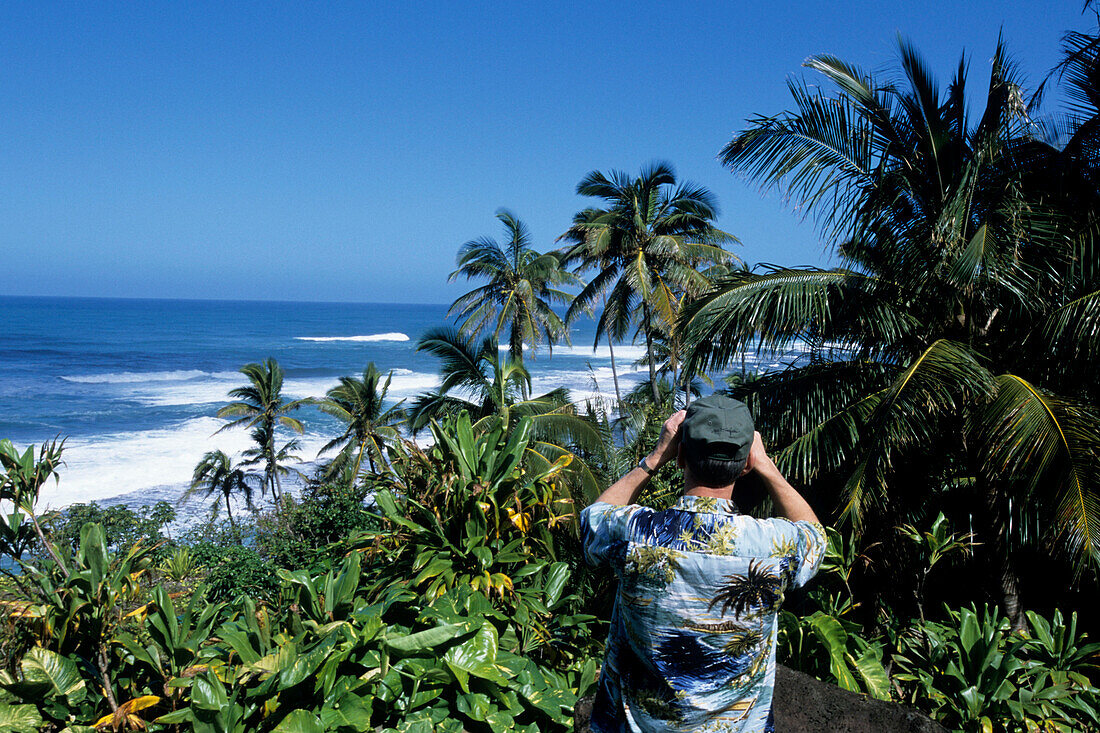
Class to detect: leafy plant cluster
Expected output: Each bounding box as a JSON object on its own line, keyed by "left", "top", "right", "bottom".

{"left": 776, "top": 521, "right": 1100, "bottom": 731}
{"left": 0, "top": 418, "right": 604, "bottom": 732}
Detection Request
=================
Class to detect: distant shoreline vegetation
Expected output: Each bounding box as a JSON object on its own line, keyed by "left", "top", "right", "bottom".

{"left": 2, "top": 26, "right": 1100, "bottom": 732}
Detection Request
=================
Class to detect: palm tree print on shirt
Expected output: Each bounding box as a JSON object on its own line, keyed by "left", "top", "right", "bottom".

{"left": 708, "top": 560, "right": 784, "bottom": 617}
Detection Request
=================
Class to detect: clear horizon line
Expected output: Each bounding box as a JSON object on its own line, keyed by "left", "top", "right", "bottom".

{"left": 0, "top": 293, "right": 454, "bottom": 308}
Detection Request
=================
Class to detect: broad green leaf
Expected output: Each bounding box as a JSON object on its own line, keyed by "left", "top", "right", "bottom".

{"left": 543, "top": 562, "right": 571, "bottom": 608}
{"left": 851, "top": 646, "right": 891, "bottom": 700}
{"left": 443, "top": 621, "right": 508, "bottom": 691}
{"left": 271, "top": 709, "right": 324, "bottom": 733}
{"left": 385, "top": 624, "right": 465, "bottom": 654}
{"left": 0, "top": 703, "right": 43, "bottom": 733}
{"left": 191, "top": 672, "right": 228, "bottom": 711}
{"left": 808, "top": 614, "right": 860, "bottom": 692}
{"left": 456, "top": 692, "right": 492, "bottom": 722}
{"left": 20, "top": 647, "right": 86, "bottom": 704}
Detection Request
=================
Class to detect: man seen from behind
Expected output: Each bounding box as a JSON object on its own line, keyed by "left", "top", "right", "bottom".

{"left": 581, "top": 395, "right": 826, "bottom": 732}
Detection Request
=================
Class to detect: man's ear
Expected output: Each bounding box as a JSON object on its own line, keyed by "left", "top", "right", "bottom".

{"left": 740, "top": 452, "right": 754, "bottom": 476}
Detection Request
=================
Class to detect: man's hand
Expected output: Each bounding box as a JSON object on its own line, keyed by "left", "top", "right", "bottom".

{"left": 593, "top": 410, "right": 685, "bottom": 506}
{"left": 743, "top": 431, "right": 775, "bottom": 476}
{"left": 744, "top": 431, "right": 821, "bottom": 524}
{"left": 647, "top": 410, "right": 686, "bottom": 470}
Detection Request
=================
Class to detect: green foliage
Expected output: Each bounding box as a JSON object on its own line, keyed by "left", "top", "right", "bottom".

{"left": 559, "top": 161, "right": 737, "bottom": 403}
{"left": 216, "top": 357, "right": 310, "bottom": 506}
{"left": 204, "top": 545, "right": 279, "bottom": 603}
{"left": 4, "top": 415, "right": 1100, "bottom": 731}
{"left": 257, "top": 481, "right": 384, "bottom": 573}
{"left": 47, "top": 500, "right": 175, "bottom": 554}
{"left": 317, "top": 362, "right": 407, "bottom": 482}
{"left": 682, "top": 37, "right": 1100, "bottom": 639}
{"left": 408, "top": 327, "right": 603, "bottom": 502}
{"left": 186, "top": 449, "right": 257, "bottom": 527}
{"left": 893, "top": 604, "right": 1100, "bottom": 731}
{"left": 159, "top": 545, "right": 198, "bottom": 582}
{"left": 778, "top": 601, "right": 891, "bottom": 700}
{"left": 448, "top": 209, "right": 579, "bottom": 361}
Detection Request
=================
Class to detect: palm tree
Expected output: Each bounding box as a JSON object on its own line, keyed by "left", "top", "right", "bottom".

{"left": 448, "top": 210, "right": 579, "bottom": 377}
{"left": 681, "top": 39, "right": 1100, "bottom": 630}
{"left": 185, "top": 450, "right": 256, "bottom": 528}
{"left": 559, "top": 161, "right": 737, "bottom": 403}
{"left": 216, "top": 358, "right": 311, "bottom": 506}
{"left": 241, "top": 423, "right": 302, "bottom": 504}
{"left": 408, "top": 326, "right": 604, "bottom": 501}
{"left": 317, "top": 363, "right": 406, "bottom": 482}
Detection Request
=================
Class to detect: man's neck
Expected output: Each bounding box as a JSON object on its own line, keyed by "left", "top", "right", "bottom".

{"left": 683, "top": 485, "right": 735, "bottom": 501}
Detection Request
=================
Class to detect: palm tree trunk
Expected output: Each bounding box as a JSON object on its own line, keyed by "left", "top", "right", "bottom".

{"left": 643, "top": 303, "right": 660, "bottom": 404}
{"left": 353, "top": 436, "right": 368, "bottom": 487}
{"left": 511, "top": 326, "right": 529, "bottom": 400}
{"left": 225, "top": 492, "right": 236, "bottom": 529}
{"left": 982, "top": 480, "right": 1026, "bottom": 633}
{"left": 602, "top": 298, "right": 626, "bottom": 443}
{"left": 607, "top": 330, "right": 623, "bottom": 406}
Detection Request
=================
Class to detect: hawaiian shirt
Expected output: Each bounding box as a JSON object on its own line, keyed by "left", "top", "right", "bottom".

{"left": 581, "top": 495, "right": 826, "bottom": 733}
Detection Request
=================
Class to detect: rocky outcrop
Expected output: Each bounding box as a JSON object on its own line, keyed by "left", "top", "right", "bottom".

{"left": 574, "top": 665, "right": 947, "bottom": 732}
{"left": 773, "top": 665, "right": 946, "bottom": 732}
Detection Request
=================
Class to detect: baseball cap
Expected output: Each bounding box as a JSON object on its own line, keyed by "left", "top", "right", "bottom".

{"left": 681, "top": 394, "right": 755, "bottom": 463}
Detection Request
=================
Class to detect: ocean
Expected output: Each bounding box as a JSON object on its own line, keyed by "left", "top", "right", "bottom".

{"left": 0, "top": 296, "right": 784, "bottom": 518}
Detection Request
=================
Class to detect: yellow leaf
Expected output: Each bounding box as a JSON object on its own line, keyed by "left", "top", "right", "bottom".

{"left": 123, "top": 695, "right": 160, "bottom": 713}
{"left": 125, "top": 604, "right": 150, "bottom": 620}
{"left": 507, "top": 508, "right": 530, "bottom": 533}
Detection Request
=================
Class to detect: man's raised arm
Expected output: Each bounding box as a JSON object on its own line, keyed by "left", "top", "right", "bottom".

{"left": 592, "top": 410, "right": 685, "bottom": 506}
{"left": 746, "top": 432, "right": 820, "bottom": 524}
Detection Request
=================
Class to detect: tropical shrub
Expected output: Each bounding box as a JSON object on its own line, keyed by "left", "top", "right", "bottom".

{"left": 256, "top": 480, "right": 384, "bottom": 573}
{"left": 203, "top": 545, "right": 279, "bottom": 603}
{"left": 158, "top": 546, "right": 198, "bottom": 583}
{"left": 46, "top": 501, "right": 175, "bottom": 554}
{"left": 892, "top": 604, "right": 1100, "bottom": 731}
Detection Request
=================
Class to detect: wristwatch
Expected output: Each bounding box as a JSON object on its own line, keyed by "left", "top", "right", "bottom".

{"left": 637, "top": 457, "right": 656, "bottom": 475}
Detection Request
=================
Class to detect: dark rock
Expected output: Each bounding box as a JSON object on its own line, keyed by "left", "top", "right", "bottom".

{"left": 573, "top": 666, "right": 946, "bottom": 732}
{"left": 573, "top": 694, "right": 595, "bottom": 733}
{"left": 773, "top": 664, "right": 946, "bottom": 733}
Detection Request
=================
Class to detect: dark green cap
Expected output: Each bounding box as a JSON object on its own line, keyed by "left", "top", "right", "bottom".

{"left": 682, "top": 394, "right": 755, "bottom": 463}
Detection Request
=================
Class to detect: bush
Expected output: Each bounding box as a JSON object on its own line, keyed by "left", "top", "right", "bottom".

{"left": 892, "top": 604, "right": 1100, "bottom": 731}
{"left": 45, "top": 500, "right": 174, "bottom": 554}
{"left": 203, "top": 545, "right": 279, "bottom": 603}
{"left": 255, "top": 480, "right": 384, "bottom": 572}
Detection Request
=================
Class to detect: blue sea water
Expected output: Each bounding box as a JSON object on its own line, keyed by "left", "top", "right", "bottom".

{"left": 5, "top": 296, "right": 775, "bottom": 516}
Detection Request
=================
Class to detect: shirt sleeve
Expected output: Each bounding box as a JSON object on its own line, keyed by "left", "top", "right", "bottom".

{"left": 579, "top": 502, "right": 640, "bottom": 568}
{"left": 788, "top": 520, "right": 827, "bottom": 589}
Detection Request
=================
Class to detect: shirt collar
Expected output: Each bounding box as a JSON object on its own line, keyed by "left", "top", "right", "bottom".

{"left": 672, "top": 494, "right": 740, "bottom": 515}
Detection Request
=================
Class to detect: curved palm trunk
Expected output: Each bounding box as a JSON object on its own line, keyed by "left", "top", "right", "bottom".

{"left": 224, "top": 491, "right": 236, "bottom": 529}
{"left": 352, "top": 435, "right": 369, "bottom": 486}
{"left": 643, "top": 303, "right": 660, "bottom": 403}
{"left": 606, "top": 333, "right": 623, "bottom": 406}
{"left": 982, "top": 480, "right": 1025, "bottom": 633}
{"left": 510, "top": 326, "right": 529, "bottom": 401}
{"left": 601, "top": 296, "right": 623, "bottom": 408}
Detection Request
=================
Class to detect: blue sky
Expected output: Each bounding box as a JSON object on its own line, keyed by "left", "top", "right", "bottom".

{"left": 0, "top": 1, "right": 1092, "bottom": 304}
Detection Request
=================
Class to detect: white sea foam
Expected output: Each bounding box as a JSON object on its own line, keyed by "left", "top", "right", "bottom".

{"left": 115, "top": 373, "right": 251, "bottom": 407}
{"left": 295, "top": 333, "right": 410, "bottom": 343}
{"left": 61, "top": 369, "right": 227, "bottom": 384}
{"left": 496, "top": 343, "right": 650, "bottom": 362}
{"left": 37, "top": 417, "right": 330, "bottom": 510}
